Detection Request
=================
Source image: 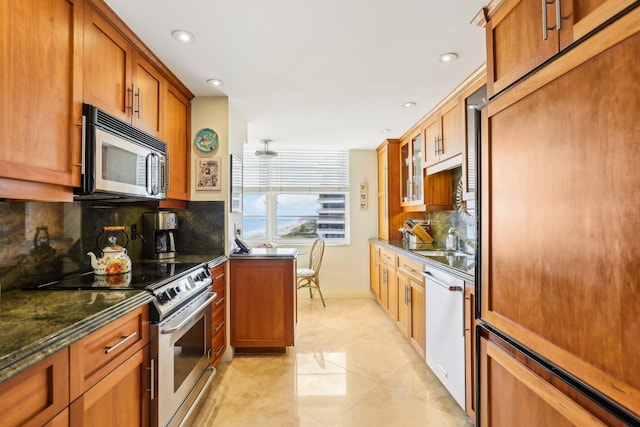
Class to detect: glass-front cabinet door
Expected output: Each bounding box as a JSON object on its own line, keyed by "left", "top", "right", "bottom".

{"left": 400, "top": 132, "right": 424, "bottom": 207}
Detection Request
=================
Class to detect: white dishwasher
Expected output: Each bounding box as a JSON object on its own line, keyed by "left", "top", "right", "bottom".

{"left": 422, "top": 267, "right": 466, "bottom": 410}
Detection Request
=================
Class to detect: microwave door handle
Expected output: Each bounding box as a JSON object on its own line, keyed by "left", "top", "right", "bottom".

{"left": 146, "top": 153, "right": 158, "bottom": 195}
{"left": 80, "top": 114, "right": 86, "bottom": 175}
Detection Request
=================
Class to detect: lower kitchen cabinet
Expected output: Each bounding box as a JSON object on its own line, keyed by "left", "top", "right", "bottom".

{"left": 396, "top": 253, "right": 426, "bottom": 358}
{"left": 69, "top": 305, "right": 150, "bottom": 426}
{"left": 369, "top": 242, "right": 380, "bottom": 299}
{"left": 210, "top": 262, "right": 227, "bottom": 366}
{"left": 69, "top": 346, "right": 149, "bottom": 427}
{"left": 230, "top": 257, "right": 297, "bottom": 350}
{"left": 479, "top": 327, "right": 625, "bottom": 426}
{"left": 464, "top": 282, "right": 476, "bottom": 420}
{"left": 0, "top": 348, "right": 69, "bottom": 427}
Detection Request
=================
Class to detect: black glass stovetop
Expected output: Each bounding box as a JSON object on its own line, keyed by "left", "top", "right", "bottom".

{"left": 25, "top": 262, "right": 203, "bottom": 291}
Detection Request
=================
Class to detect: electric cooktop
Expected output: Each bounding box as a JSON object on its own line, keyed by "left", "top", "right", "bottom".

{"left": 25, "top": 262, "right": 204, "bottom": 291}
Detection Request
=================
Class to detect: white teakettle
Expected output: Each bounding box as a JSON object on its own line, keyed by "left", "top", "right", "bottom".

{"left": 87, "top": 226, "right": 132, "bottom": 275}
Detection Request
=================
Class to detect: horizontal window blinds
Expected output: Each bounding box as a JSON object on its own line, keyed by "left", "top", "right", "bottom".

{"left": 243, "top": 149, "right": 349, "bottom": 192}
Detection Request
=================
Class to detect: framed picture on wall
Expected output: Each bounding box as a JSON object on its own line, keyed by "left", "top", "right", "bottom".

{"left": 230, "top": 154, "right": 243, "bottom": 213}
{"left": 196, "top": 158, "right": 221, "bottom": 190}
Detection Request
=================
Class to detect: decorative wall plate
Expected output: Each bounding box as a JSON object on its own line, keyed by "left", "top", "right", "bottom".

{"left": 194, "top": 128, "right": 219, "bottom": 152}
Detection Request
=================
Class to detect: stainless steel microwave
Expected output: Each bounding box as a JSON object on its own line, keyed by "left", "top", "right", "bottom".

{"left": 75, "top": 104, "right": 167, "bottom": 201}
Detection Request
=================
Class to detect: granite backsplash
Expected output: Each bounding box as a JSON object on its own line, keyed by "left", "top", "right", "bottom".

{"left": 0, "top": 201, "right": 225, "bottom": 291}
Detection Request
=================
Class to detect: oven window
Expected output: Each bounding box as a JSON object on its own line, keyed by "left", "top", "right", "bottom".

{"left": 173, "top": 316, "right": 206, "bottom": 392}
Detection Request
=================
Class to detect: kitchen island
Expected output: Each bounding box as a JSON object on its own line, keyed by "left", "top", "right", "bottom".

{"left": 229, "top": 248, "right": 298, "bottom": 353}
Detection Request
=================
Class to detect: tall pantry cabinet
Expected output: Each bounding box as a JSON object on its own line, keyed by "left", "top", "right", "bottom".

{"left": 479, "top": 3, "right": 640, "bottom": 425}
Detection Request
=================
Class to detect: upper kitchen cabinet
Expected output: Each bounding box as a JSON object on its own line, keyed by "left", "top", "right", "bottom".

{"left": 484, "top": 0, "right": 636, "bottom": 97}
{"left": 0, "top": 0, "right": 83, "bottom": 201}
{"left": 377, "top": 139, "right": 425, "bottom": 240}
{"left": 423, "top": 97, "right": 464, "bottom": 174}
{"left": 83, "top": 3, "right": 164, "bottom": 138}
{"left": 399, "top": 132, "right": 424, "bottom": 208}
{"left": 164, "top": 86, "right": 191, "bottom": 201}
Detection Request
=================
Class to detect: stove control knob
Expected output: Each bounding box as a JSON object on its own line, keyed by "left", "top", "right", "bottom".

{"left": 158, "top": 291, "right": 170, "bottom": 303}
{"left": 168, "top": 288, "right": 177, "bottom": 298}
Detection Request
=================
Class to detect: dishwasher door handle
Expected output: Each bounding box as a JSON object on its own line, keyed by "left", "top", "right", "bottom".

{"left": 420, "top": 271, "right": 462, "bottom": 292}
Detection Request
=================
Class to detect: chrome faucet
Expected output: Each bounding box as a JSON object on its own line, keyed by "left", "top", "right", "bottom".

{"left": 447, "top": 227, "right": 475, "bottom": 251}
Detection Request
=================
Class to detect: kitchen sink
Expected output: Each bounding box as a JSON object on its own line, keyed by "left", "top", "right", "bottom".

{"left": 413, "top": 250, "right": 474, "bottom": 258}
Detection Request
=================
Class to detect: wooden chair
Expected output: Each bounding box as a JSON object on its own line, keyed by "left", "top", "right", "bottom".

{"left": 296, "top": 238, "right": 326, "bottom": 307}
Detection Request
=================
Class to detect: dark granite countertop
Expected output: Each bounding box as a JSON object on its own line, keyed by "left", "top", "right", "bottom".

{"left": 0, "top": 288, "right": 153, "bottom": 382}
{"left": 371, "top": 239, "right": 475, "bottom": 283}
{"left": 229, "top": 248, "right": 298, "bottom": 259}
{"left": 0, "top": 254, "right": 227, "bottom": 383}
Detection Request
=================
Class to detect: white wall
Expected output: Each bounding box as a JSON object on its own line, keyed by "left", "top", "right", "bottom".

{"left": 190, "top": 96, "right": 247, "bottom": 253}
{"left": 294, "top": 149, "right": 378, "bottom": 299}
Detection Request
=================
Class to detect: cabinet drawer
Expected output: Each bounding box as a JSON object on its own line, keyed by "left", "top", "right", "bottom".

{"left": 396, "top": 255, "right": 425, "bottom": 282}
{"left": 70, "top": 305, "right": 149, "bottom": 400}
{"left": 379, "top": 247, "right": 396, "bottom": 266}
{"left": 210, "top": 263, "right": 226, "bottom": 295}
{"left": 0, "top": 349, "right": 69, "bottom": 427}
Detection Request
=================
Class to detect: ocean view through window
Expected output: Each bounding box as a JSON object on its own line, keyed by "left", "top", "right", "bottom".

{"left": 242, "top": 149, "right": 349, "bottom": 244}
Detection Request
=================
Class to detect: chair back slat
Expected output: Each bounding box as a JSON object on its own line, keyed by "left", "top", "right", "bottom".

{"left": 309, "top": 238, "right": 325, "bottom": 273}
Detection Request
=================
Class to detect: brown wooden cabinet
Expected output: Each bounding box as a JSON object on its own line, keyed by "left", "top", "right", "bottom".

{"left": 369, "top": 242, "right": 380, "bottom": 299}
{"left": 69, "top": 305, "right": 150, "bottom": 425}
{"left": 396, "top": 253, "right": 426, "bottom": 358}
{"left": 399, "top": 132, "right": 424, "bottom": 208}
{"left": 464, "top": 282, "right": 476, "bottom": 420}
{"left": 210, "top": 262, "right": 227, "bottom": 366}
{"left": 69, "top": 346, "right": 149, "bottom": 427}
{"left": 0, "top": 349, "right": 69, "bottom": 427}
{"left": 485, "top": 0, "right": 635, "bottom": 97}
{"left": 377, "top": 246, "right": 397, "bottom": 319}
{"left": 83, "top": 3, "right": 164, "bottom": 138}
{"left": 0, "top": 0, "right": 83, "bottom": 201}
{"left": 424, "top": 97, "right": 464, "bottom": 173}
{"left": 377, "top": 139, "right": 410, "bottom": 240}
{"left": 230, "top": 257, "right": 297, "bottom": 350}
{"left": 479, "top": 328, "right": 624, "bottom": 426}
{"left": 164, "top": 86, "right": 191, "bottom": 201}
{"left": 482, "top": 8, "right": 640, "bottom": 420}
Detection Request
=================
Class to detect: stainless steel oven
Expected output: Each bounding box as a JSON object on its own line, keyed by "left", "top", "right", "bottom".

{"left": 148, "top": 265, "right": 217, "bottom": 427}
{"left": 151, "top": 290, "right": 216, "bottom": 427}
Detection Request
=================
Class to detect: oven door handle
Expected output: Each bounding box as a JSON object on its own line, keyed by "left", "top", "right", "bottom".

{"left": 160, "top": 292, "right": 217, "bottom": 334}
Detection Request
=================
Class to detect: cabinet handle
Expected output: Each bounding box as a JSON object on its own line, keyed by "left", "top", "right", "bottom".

{"left": 556, "top": 0, "right": 570, "bottom": 30}
{"left": 215, "top": 296, "right": 225, "bottom": 307}
{"left": 146, "top": 358, "right": 155, "bottom": 400}
{"left": 214, "top": 343, "right": 225, "bottom": 358}
{"left": 541, "top": 0, "right": 555, "bottom": 40}
{"left": 105, "top": 331, "right": 137, "bottom": 354}
{"left": 128, "top": 83, "right": 135, "bottom": 113}
{"left": 215, "top": 320, "right": 225, "bottom": 332}
{"left": 214, "top": 273, "right": 225, "bottom": 280}
{"left": 134, "top": 87, "right": 141, "bottom": 118}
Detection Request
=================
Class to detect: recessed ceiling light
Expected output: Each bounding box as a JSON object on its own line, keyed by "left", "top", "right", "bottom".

{"left": 437, "top": 52, "right": 458, "bottom": 63}
{"left": 401, "top": 102, "right": 416, "bottom": 108}
{"left": 380, "top": 128, "right": 391, "bottom": 133}
{"left": 172, "top": 30, "right": 195, "bottom": 44}
{"left": 206, "top": 79, "right": 224, "bottom": 87}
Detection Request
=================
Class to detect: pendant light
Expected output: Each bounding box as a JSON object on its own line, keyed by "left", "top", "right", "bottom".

{"left": 255, "top": 139, "right": 278, "bottom": 158}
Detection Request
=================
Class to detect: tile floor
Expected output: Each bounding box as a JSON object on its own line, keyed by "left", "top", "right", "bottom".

{"left": 192, "top": 297, "right": 474, "bottom": 426}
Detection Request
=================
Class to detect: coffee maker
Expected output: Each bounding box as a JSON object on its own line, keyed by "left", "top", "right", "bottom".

{"left": 142, "top": 212, "right": 177, "bottom": 259}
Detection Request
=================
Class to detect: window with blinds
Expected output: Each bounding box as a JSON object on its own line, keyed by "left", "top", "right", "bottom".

{"left": 242, "top": 149, "right": 350, "bottom": 244}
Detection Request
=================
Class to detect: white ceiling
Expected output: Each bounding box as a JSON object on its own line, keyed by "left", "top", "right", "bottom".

{"left": 105, "top": 0, "right": 487, "bottom": 151}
